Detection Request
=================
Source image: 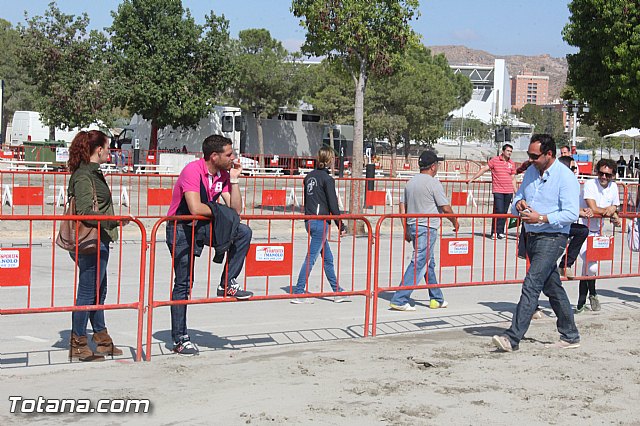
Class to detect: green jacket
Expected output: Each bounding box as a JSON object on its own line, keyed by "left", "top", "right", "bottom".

{"left": 67, "top": 162, "right": 119, "bottom": 242}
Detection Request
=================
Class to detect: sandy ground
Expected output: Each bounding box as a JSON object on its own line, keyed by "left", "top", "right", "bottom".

{"left": 2, "top": 297, "right": 639, "bottom": 425}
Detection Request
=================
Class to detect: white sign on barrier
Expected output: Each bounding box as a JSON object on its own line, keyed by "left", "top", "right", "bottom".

{"left": 0, "top": 250, "right": 20, "bottom": 268}
{"left": 448, "top": 240, "right": 469, "bottom": 255}
{"left": 592, "top": 236, "right": 610, "bottom": 249}
{"left": 55, "top": 147, "right": 69, "bottom": 162}
{"left": 255, "top": 246, "right": 285, "bottom": 261}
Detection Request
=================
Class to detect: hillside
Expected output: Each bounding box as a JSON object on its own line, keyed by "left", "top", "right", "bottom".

{"left": 429, "top": 45, "right": 568, "bottom": 101}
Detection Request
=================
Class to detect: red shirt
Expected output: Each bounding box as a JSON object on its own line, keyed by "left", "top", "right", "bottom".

{"left": 487, "top": 155, "right": 515, "bottom": 194}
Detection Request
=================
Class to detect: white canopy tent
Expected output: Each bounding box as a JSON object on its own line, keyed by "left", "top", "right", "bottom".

{"left": 604, "top": 128, "right": 640, "bottom": 139}
{"left": 604, "top": 128, "right": 640, "bottom": 177}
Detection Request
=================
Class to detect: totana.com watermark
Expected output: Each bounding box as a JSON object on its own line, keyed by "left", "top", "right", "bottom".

{"left": 9, "top": 396, "right": 151, "bottom": 414}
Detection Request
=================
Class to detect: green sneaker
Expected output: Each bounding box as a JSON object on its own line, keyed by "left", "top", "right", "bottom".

{"left": 574, "top": 305, "right": 585, "bottom": 314}
{"left": 589, "top": 295, "right": 601, "bottom": 311}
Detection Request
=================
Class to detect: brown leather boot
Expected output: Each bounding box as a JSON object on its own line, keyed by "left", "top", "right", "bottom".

{"left": 92, "top": 329, "right": 124, "bottom": 356}
{"left": 69, "top": 334, "right": 104, "bottom": 362}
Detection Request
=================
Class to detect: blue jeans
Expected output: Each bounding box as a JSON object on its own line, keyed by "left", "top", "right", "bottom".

{"left": 71, "top": 240, "right": 110, "bottom": 337}
{"left": 505, "top": 233, "right": 580, "bottom": 347}
{"left": 390, "top": 225, "right": 444, "bottom": 306}
{"left": 166, "top": 221, "right": 252, "bottom": 342}
{"left": 294, "top": 220, "right": 340, "bottom": 294}
{"left": 492, "top": 193, "right": 513, "bottom": 236}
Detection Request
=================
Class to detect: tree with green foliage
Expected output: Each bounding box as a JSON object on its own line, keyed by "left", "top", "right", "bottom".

{"left": 563, "top": 0, "right": 640, "bottom": 134}
{"left": 0, "top": 19, "right": 35, "bottom": 143}
{"left": 18, "top": 2, "right": 109, "bottom": 140}
{"left": 291, "top": 0, "right": 420, "bottom": 180}
{"left": 109, "top": 0, "right": 233, "bottom": 152}
{"left": 228, "top": 28, "right": 303, "bottom": 165}
{"left": 518, "top": 104, "right": 566, "bottom": 142}
{"left": 366, "top": 44, "right": 471, "bottom": 175}
{"left": 302, "top": 59, "right": 354, "bottom": 150}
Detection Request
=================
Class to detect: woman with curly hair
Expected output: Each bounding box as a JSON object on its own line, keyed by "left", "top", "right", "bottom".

{"left": 67, "top": 130, "right": 129, "bottom": 361}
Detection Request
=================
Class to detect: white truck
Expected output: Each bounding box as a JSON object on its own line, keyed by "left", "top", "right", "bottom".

{"left": 10, "top": 111, "right": 77, "bottom": 146}
{"left": 114, "top": 106, "right": 258, "bottom": 169}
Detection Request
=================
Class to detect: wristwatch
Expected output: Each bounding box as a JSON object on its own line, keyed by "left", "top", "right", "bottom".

{"left": 538, "top": 214, "right": 546, "bottom": 224}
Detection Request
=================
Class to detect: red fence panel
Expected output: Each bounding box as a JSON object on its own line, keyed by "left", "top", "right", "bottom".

{"left": 145, "top": 214, "right": 373, "bottom": 361}
{"left": 0, "top": 215, "right": 148, "bottom": 363}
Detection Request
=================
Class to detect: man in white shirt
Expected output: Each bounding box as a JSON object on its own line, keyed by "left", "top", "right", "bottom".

{"left": 575, "top": 158, "right": 621, "bottom": 313}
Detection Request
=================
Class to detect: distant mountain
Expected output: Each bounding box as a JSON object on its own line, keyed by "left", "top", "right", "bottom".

{"left": 429, "top": 45, "right": 568, "bottom": 101}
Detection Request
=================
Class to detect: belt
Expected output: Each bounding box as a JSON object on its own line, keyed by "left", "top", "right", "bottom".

{"left": 525, "top": 232, "right": 565, "bottom": 237}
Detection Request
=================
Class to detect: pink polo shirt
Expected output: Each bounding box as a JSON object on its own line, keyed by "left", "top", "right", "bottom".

{"left": 167, "top": 158, "right": 230, "bottom": 216}
{"left": 487, "top": 155, "right": 516, "bottom": 194}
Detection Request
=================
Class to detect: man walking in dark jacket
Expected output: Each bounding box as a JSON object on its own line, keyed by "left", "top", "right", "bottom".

{"left": 166, "top": 135, "right": 253, "bottom": 356}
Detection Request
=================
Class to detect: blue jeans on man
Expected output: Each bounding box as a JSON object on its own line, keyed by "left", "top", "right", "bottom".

{"left": 390, "top": 225, "right": 444, "bottom": 306}
{"left": 71, "top": 240, "right": 110, "bottom": 337}
{"left": 294, "top": 220, "right": 340, "bottom": 294}
{"left": 166, "top": 221, "right": 252, "bottom": 343}
{"left": 492, "top": 192, "right": 513, "bottom": 236}
{"left": 504, "top": 233, "right": 580, "bottom": 348}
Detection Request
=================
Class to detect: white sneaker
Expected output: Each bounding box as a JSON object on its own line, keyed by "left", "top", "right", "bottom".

{"left": 333, "top": 295, "right": 351, "bottom": 303}
{"left": 291, "top": 297, "right": 314, "bottom": 304}
{"left": 389, "top": 303, "right": 416, "bottom": 311}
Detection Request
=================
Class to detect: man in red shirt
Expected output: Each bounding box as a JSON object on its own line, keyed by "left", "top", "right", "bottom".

{"left": 467, "top": 144, "right": 517, "bottom": 239}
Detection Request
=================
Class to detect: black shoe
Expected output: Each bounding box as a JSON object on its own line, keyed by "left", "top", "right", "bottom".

{"left": 217, "top": 279, "right": 254, "bottom": 300}
{"left": 173, "top": 336, "right": 199, "bottom": 356}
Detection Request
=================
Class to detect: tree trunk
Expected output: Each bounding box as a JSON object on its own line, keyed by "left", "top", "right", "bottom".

{"left": 257, "top": 115, "right": 265, "bottom": 168}
{"left": 49, "top": 127, "right": 55, "bottom": 141}
{"left": 150, "top": 119, "right": 159, "bottom": 164}
{"left": 349, "top": 66, "right": 366, "bottom": 234}
{"left": 390, "top": 134, "right": 397, "bottom": 178}
{"left": 403, "top": 130, "right": 410, "bottom": 161}
{"left": 352, "top": 66, "right": 366, "bottom": 179}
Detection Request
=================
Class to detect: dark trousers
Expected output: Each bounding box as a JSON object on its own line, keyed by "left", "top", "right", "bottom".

{"left": 577, "top": 279, "right": 597, "bottom": 309}
{"left": 166, "top": 221, "right": 252, "bottom": 343}
{"left": 558, "top": 223, "right": 589, "bottom": 268}
{"left": 492, "top": 193, "right": 513, "bottom": 236}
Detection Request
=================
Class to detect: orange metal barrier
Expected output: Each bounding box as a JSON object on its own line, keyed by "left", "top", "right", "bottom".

{"left": 370, "top": 212, "right": 640, "bottom": 335}
{"left": 145, "top": 214, "right": 373, "bottom": 361}
{"left": 0, "top": 215, "right": 147, "bottom": 362}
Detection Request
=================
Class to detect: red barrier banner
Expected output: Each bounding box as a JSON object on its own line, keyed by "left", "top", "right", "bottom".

{"left": 147, "top": 188, "right": 173, "bottom": 206}
{"left": 262, "top": 189, "right": 287, "bottom": 206}
{"left": 440, "top": 238, "right": 474, "bottom": 267}
{"left": 245, "top": 243, "right": 293, "bottom": 277}
{"left": 0, "top": 247, "right": 32, "bottom": 287}
{"left": 13, "top": 186, "right": 44, "bottom": 206}
{"left": 450, "top": 191, "right": 468, "bottom": 206}
{"left": 586, "top": 235, "right": 614, "bottom": 262}
{"left": 365, "top": 190, "right": 386, "bottom": 206}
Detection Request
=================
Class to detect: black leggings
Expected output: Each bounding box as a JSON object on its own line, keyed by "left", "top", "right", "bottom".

{"left": 577, "top": 279, "right": 596, "bottom": 309}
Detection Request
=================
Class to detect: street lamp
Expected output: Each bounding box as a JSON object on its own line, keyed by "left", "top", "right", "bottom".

{"left": 562, "top": 99, "right": 589, "bottom": 153}
{"left": 459, "top": 105, "right": 464, "bottom": 159}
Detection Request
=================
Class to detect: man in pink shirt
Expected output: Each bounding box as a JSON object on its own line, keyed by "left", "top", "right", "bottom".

{"left": 467, "top": 143, "right": 517, "bottom": 239}
{"left": 166, "top": 134, "right": 253, "bottom": 356}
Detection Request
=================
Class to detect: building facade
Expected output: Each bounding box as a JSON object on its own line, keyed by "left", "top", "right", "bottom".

{"left": 511, "top": 72, "right": 549, "bottom": 110}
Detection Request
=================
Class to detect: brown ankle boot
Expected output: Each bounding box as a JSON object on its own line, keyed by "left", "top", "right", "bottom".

{"left": 92, "top": 329, "right": 123, "bottom": 356}
{"left": 69, "top": 334, "right": 104, "bottom": 362}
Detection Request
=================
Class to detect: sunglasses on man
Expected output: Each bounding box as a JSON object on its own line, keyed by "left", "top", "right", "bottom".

{"left": 526, "top": 151, "right": 549, "bottom": 160}
{"left": 597, "top": 171, "right": 614, "bottom": 179}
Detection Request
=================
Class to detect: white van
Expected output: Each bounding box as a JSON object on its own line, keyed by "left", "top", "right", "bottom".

{"left": 10, "top": 111, "right": 49, "bottom": 145}
{"left": 10, "top": 111, "right": 78, "bottom": 146}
